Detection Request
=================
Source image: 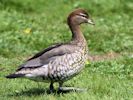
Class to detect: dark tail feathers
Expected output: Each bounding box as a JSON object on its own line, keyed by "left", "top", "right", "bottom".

{"left": 6, "top": 73, "right": 24, "bottom": 79}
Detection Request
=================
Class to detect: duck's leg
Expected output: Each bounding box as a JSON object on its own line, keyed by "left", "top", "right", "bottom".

{"left": 57, "top": 82, "right": 63, "bottom": 93}
{"left": 49, "top": 82, "right": 54, "bottom": 93}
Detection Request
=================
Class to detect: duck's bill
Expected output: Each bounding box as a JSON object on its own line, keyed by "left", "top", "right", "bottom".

{"left": 87, "top": 19, "right": 95, "bottom": 25}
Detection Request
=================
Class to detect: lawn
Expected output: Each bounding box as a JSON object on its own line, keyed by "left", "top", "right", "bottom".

{"left": 0, "top": 0, "right": 133, "bottom": 100}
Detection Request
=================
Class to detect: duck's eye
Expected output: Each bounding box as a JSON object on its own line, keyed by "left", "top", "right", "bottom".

{"left": 79, "top": 13, "right": 87, "bottom": 18}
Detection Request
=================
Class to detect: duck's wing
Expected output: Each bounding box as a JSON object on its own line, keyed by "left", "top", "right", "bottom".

{"left": 27, "top": 43, "right": 63, "bottom": 61}
{"left": 17, "top": 43, "right": 78, "bottom": 71}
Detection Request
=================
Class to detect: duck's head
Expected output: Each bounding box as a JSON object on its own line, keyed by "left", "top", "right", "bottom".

{"left": 67, "top": 9, "right": 94, "bottom": 26}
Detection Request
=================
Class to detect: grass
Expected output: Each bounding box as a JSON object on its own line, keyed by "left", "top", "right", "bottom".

{"left": 0, "top": 0, "right": 133, "bottom": 99}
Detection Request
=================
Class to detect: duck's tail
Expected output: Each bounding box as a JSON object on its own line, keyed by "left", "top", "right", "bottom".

{"left": 5, "top": 73, "right": 25, "bottom": 79}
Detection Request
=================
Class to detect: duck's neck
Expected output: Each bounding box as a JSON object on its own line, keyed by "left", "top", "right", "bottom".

{"left": 69, "top": 23, "right": 86, "bottom": 42}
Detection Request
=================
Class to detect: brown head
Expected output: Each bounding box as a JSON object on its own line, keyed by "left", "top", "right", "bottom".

{"left": 67, "top": 9, "right": 94, "bottom": 26}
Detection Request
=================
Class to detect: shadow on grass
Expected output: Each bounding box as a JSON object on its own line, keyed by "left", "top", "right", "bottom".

{"left": 7, "top": 87, "right": 75, "bottom": 97}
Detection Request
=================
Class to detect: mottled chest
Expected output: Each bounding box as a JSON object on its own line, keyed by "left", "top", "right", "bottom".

{"left": 47, "top": 46, "right": 88, "bottom": 81}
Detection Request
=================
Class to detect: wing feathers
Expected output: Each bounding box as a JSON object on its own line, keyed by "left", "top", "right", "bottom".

{"left": 17, "top": 43, "right": 78, "bottom": 71}
{"left": 27, "top": 43, "right": 63, "bottom": 61}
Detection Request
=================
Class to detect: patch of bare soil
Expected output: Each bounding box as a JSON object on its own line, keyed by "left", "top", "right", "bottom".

{"left": 88, "top": 52, "right": 121, "bottom": 62}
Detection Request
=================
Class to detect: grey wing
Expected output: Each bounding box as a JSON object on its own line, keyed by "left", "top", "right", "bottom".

{"left": 17, "top": 43, "right": 78, "bottom": 71}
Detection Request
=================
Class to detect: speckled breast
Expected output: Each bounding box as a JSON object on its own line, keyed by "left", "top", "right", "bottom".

{"left": 48, "top": 45, "right": 88, "bottom": 82}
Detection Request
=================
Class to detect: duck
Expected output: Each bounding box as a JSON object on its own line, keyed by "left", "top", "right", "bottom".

{"left": 6, "top": 8, "right": 94, "bottom": 93}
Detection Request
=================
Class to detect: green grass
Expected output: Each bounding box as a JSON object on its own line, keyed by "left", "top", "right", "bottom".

{"left": 0, "top": 0, "right": 133, "bottom": 99}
